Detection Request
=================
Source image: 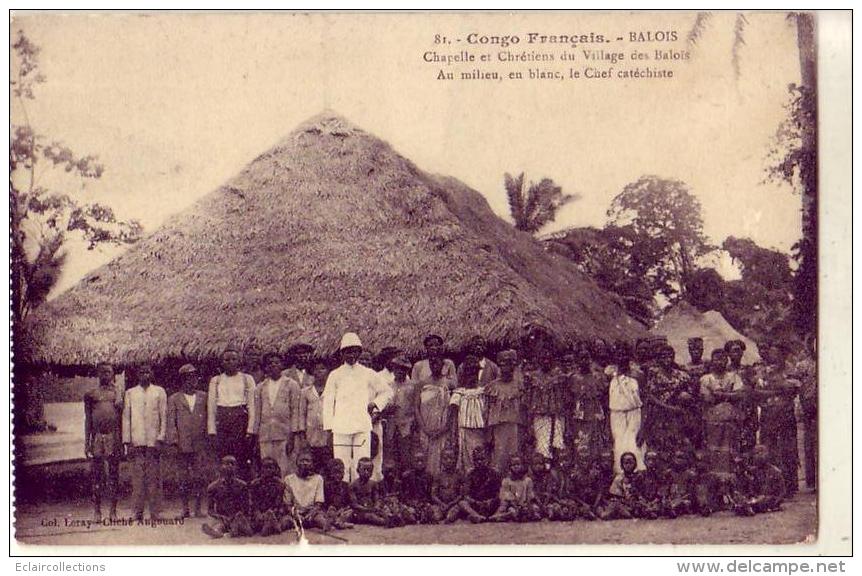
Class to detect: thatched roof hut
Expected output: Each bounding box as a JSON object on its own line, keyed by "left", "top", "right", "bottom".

{"left": 24, "top": 113, "right": 646, "bottom": 366}
{"left": 650, "top": 302, "right": 762, "bottom": 365}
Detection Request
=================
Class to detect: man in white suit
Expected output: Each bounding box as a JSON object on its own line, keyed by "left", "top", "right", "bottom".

{"left": 322, "top": 333, "right": 393, "bottom": 482}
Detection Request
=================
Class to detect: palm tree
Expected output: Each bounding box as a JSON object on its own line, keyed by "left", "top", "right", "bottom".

{"left": 687, "top": 11, "right": 818, "bottom": 336}
{"left": 504, "top": 172, "right": 579, "bottom": 235}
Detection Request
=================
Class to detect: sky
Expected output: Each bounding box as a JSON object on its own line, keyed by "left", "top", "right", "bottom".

{"left": 11, "top": 11, "right": 804, "bottom": 295}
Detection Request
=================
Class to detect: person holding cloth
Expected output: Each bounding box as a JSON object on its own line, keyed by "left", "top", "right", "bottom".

{"left": 322, "top": 332, "right": 393, "bottom": 483}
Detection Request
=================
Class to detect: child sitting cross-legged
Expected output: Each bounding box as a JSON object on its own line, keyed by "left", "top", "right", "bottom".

{"left": 600, "top": 452, "right": 647, "bottom": 520}
{"left": 490, "top": 454, "right": 542, "bottom": 523}
{"left": 633, "top": 450, "right": 664, "bottom": 519}
{"left": 458, "top": 446, "right": 502, "bottom": 523}
{"left": 528, "top": 451, "right": 559, "bottom": 521}
{"left": 349, "top": 457, "right": 396, "bottom": 527}
{"left": 284, "top": 449, "right": 331, "bottom": 532}
{"left": 399, "top": 449, "right": 435, "bottom": 524}
{"left": 733, "top": 445, "right": 786, "bottom": 516}
{"left": 549, "top": 448, "right": 598, "bottom": 521}
{"left": 662, "top": 450, "right": 696, "bottom": 518}
{"left": 322, "top": 458, "right": 355, "bottom": 529}
{"left": 202, "top": 456, "right": 254, "bottom": 539}
{"left": 430, "top": 447, "right": 463, "bottom": 524}
{"left": 249, "top": 457, "right": 288, "bottom": 536}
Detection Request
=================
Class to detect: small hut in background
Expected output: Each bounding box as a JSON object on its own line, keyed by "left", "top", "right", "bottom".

{"left": 24, "top": 113, "right": 646, "bottom": 380}
{"left": 650, "top": 301, "right": 762, "bottom": 365}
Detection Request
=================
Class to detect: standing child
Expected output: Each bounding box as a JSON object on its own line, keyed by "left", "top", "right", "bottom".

{"left": 122, "top": 364, "right": 167, "bottom": 522}
{"left": 296, "top": 360, "right": 332, "bottom": 473}
{"left": 322, "top": 458, "right": 354, "bottom": 529}
{"left": 430, "top": 447, "right": 463, "bottom": 523}
{"left": 284, "top": 449, "right": 330, "bottom": 531}
{"left": 84, "top": 362, "right": 123, "bottom": 522}
{"left": 491, "top": 454, "right": 541, "bottom": 522}
{"left": 166, "top": 363, "right": 209, "bottom": 518}
{"left": 202, "top": 455, "right": 253, "bottom": 538}
{"left": 383, "top": 356, "right": 417, "bottom": 476}
{"left": 254, "top": 352, "right": 301, "bottom": 477}
{"left": 249, "top": 457, "right": 287, "bottom": 536}
{"left": 348, "top": 457, "right": 392, "bottom": 527}
{"left": 485, "top": 350, "right": 524, "bottom": 474}
{"left": 458, "top": 446, "right": 502, "bottom": 523}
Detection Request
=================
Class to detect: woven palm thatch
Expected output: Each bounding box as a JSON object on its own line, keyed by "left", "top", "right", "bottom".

{"left": 24, "top": 113, "right": 645, "bottom": 365}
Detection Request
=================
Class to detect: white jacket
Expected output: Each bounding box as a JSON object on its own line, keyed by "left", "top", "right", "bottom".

{"left": 322, "top": 363, "right": 393, "bottom": 434}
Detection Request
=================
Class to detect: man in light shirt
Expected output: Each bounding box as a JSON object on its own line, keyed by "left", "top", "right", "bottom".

{"left": 122, "top": 364, "right": 167, "bottom": 521}
{"left": 322, "top": 333, "right": 393, "bottom": 482}
{"left": 208, "top": 346, "right": 257, "bottom": 479}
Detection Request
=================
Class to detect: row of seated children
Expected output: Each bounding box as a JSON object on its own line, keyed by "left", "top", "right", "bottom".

{"left": 202, "top": 442, "right": 787, "bottom": 537}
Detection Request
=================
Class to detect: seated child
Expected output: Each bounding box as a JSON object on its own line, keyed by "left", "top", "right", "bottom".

{"left": 490, "top": 454, "right": 542, "bottom": 522}
{"left": 202, "top": 456, "right": 254, "bottom": 539}
{"left": 458, "top": 446, "right": 502, "bottom": 523}
{"left": 661, "top": 450, "right": 697, "bottom": 518}
{"left": 322, "top": 458, "right": 354, "bottom": 529}
{"left": 550, "top": 448, "right": 597, "bottom": 521}
{"left": 284, "top": 449, "right": 331, "bottom": 531}
{"left": 400, "top": 450, "right": 435, "bottom": 524}
{"left": 601, "top": 452, "right": 640, "bottom": 520}
{"left": 734, "top": 445, "right": 786, "bottom": 515}
{"left": 529, "top": 451, "right": 560, "bottom": 520}
{"left": 430, "top": 447, "right": 463, "bottom": 523}
{"left": 634, "top": 450, "right": 665, "bottom": 518}
{"left": 349, "top": 457, "right": 395, "bottom": 527}
{"left": 249, "top": 457, "right": 287, "bottom": 536}
{"left": 690, "top": 449, "right": 721, "bottom": 517}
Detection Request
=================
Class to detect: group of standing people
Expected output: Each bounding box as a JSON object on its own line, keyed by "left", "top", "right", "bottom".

{"left": 82, "top": 329, "right": 816, "bottom": 529}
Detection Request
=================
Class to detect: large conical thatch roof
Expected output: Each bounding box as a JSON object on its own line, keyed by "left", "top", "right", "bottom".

{"left": 650, "top": 302, "right": 761, "bottom": 365}
{"left": 25, "top": 113, "right": 645, "bottom": 365}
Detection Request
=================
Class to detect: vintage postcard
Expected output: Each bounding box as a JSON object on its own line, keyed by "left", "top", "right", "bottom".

{"left": 8, "top": 10, "right": 851, "bottom": 554}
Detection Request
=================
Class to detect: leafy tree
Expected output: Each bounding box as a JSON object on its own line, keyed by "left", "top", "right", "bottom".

{"left": 685, "top": 267, "right": 726, "bottom": 312}
{"left": 763, "top": 14, "right": 817, "bottom": 336}
{"left": 504, "top": 172, "right": 578, "bottom": 235}
{"left": 545, "top": 226, "right": 656, "bottom": 324}
{"left": 607, "top": 175, "right": 710, "bottom": 300}
{"left": 10, "top": 30, "right": 143, "bottom": 324}
{"left": 722, "top": 236, "right": 793, "bottom": 293}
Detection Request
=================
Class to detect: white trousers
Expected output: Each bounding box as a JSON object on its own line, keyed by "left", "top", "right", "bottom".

{"left": 610, "top": 409, "right": 645, "bottom": 472}
{"left": 332, "top": 431, "right": 371, "bottom": 483}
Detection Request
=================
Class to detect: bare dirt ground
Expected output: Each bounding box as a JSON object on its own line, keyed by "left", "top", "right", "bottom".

{"left": 14, "top": 491, "right": 816, "bottom": 547}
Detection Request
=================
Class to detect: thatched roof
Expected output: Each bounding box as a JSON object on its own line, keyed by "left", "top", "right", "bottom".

{"left": 24, "top": 112, "right": 646, "bottom": 365}
{"left": 650, "top": 302, "right": 762, "bottom": 365}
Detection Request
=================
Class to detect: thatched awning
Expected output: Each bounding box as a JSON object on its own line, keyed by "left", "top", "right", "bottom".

{"left": 24, "top": 113, "right": 646, "bottom": 365}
